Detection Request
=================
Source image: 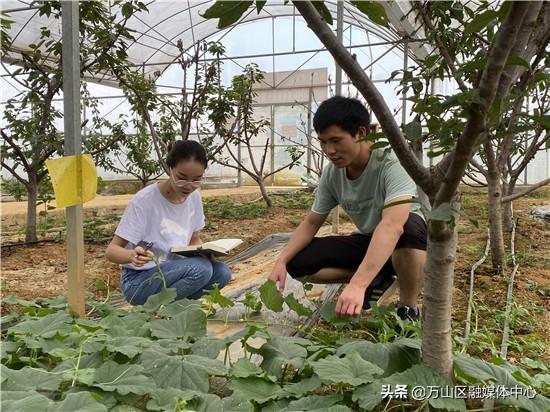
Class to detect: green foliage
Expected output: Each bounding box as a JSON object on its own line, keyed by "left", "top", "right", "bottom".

{"left": 201, "top": 1, "right": 254, "bottom": 29}
{"left": 203, "top": 197, "right": 267, "bottom": 219}
{"left": 351, "top": 1, "right": 389, "bottom": 27}
{"left": 2, "top": 286, "right": 549, "bottom": 411}
{"left": 272, "top": 190, "right": 315, "bottom": 209}
{"left": 454, "top": 299, "right": 546, "bottom": 362}
{"left": 0, "top": 177, "right": 26, "bottom": 200}
{"left": 1, "top": 1, "right": 148, "bottom": 241}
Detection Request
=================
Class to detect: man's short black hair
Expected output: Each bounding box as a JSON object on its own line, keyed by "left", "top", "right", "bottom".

{"left": 313, "top": 96, "right": 370, "bottom": 136}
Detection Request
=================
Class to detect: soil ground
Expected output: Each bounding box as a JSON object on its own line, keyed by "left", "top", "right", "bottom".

{"left": 1, "top": 186, "right": 549, "bottom": 365}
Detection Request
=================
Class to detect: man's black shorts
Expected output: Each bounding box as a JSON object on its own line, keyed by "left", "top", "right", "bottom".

{"left": 286, "top": 213, "right": 427, "bottom": 279}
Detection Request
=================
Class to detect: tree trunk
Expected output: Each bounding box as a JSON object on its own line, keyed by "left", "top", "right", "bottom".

{"left": 25, "top": 174, "right": 39, "bottom": 243}
{"left": 257, "top": 178, "right": 272, "bottom": 208}
{"left": 411, "top": 139, "right": 431, "bottom": 212}
{"left": 502, "top": 180, "right": 515, "bottom": 233}
{"left": 422, "top": 215, "right": 459, "bottom": 379}
{"left": 487, "top": 172, "right": 507, "bottom": 273}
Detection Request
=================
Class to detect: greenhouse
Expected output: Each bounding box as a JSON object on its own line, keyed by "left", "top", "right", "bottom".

{"left": 1, "top": 1, "right": 549, "bottom": 411}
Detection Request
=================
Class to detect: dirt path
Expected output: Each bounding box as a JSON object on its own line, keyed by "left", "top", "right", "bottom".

{"left": 0, "top": 185, "right": 297, "bottom": 217}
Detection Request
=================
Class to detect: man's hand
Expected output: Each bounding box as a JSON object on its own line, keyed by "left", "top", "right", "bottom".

{"left": 269, "top": 260, "right": 288, "bottom": 293}
{"left": 336, "top": 282, "right": 366, "bottom": 317}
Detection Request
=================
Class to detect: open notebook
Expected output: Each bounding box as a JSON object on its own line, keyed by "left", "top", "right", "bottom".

{"left": 170, "top": 238, "right": 243, "bottom": 257}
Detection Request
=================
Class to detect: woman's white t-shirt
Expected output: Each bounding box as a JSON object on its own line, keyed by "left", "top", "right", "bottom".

{"left": 115, "top": 183, "right": 205, "bottom": 270}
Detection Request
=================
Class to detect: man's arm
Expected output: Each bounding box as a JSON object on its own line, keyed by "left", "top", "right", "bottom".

{"left": 335, "top": 196, "right": 411, "bottom": 317}
{"left": 269, "top": 210, "right": 328, "bottom": 292}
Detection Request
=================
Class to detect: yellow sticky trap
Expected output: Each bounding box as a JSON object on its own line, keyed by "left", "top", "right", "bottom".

{"left": 45, "top": 154, "right": 97, "bottom": 208}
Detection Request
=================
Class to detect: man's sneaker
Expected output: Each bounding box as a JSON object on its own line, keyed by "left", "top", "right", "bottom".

{"left": 396, "top": 305, "right": 420, "bottom": 322}
{"left": 363, "top": 274, "right": 398, "bottom": 309}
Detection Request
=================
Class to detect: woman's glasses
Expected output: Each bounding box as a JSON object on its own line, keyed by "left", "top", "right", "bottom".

{"left": 170, "top": 169, "right": 202, "bottom": 191}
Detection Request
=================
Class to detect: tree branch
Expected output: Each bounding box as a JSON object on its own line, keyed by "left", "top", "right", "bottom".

{"left": 462, "top": 171, "right": 487, "bottom": 187}
{"left": 469, "top": 157, "right": 488, "bottom": 177}
{"left": 292, "top": 0, "right": 432, "bottom": 195}
{"left": 501, "top": 177, "right": 550, "bottom": 203}
{"left": 1, "top": 129, "right": 32, "bottom": 171}
{"left": 434, "top": 2, "right": 531, "bottom": 204}
{"left": 510, "top": 129, "right": 548, "bottom": 180}
{"left": 416, "top": 2, "right": 468, "bottom": 92}
{"left": 495, "top": 2, "right": 542, "bottom": 98}
{"left": 0, "top": 160, "right": 29, "bottom": 188}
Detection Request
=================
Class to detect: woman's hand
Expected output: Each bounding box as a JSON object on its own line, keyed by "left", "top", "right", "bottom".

{"left": 129, "top": 246, "right": 154, "bottom": 267}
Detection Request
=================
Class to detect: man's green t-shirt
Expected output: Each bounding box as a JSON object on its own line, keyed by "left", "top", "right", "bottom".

{"left": 312, "top": 149, "right": 424, "bottom": 234}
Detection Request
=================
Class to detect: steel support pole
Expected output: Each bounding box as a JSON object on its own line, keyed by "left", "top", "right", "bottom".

{"left": 332, "top": 0, "right": 344, "bottom": 233}
{"left": 62, "top": 1, "right": 85, "bottom": 317}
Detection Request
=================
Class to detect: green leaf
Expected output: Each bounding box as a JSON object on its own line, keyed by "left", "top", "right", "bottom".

{"left": 202, "top": 284, "right": 234, "bottom": 308}
{"left": 201, "top": 1, "right": 253, "bottom": 29}
{"left": 231, "top": 358, "right": 265, "bottom": 378}
{"left": 184, "top": 354, "right": 228, "bottom": 376}
{"left": 141, "top": 287, "right": 177, "bottom": 311}
{"left": 284, "top": 293, "right": 312, "bottom": 317}
{"left": 8, "top": 310, "right": 73, "bottom": 338}
{"left": 0, "top": 365, "right": 64, "bottom": 391}
{"left": 99, "top": 313, "right": 150, "bottom": 337}
{"left": 286, "top": 394, "right": 343, "bottom": 411}
{"left": 311, "top": 2, "right": 333, "bottom": 25}
{"left": 532, "top": 114, "right": 550, "bottom": 129}
{"left": 259, "top": 280, "right": 284, "bottom": 312}
{"left": 521, "top": 357, "right": 548, "bottom": 372}
{"left": 150, "top": 307, "right": 207, "bottom": 339}
{"left": 257, "top": 336, "right": 309, "bottom": 378}
{"left": 458, "top": 57, "right": 487, "bottom": 74}
{"left": 62, "top": 368, "right": 96, "bottom": 386}
{"left": 1, "top": 340, "right": 21, "bottom": 360}
{"left": 319, "top": 301, "right": 350, "bottom": 324}
{"left": 311, "top": 352, "right": 383, "bottom": 386}
{"left": 140, "top": 349, "right": 221, "bottom": 392}
{"left": 159, "top": 299, "right": 202, "bottom": 317}
{"left": 370, "top": 141, "right": 390, "bottom": 150}
{"left": 404, "top": 121, "right": 422, "bottom": 141}
{"left": 352, "top": 382, "right": 385, "bottom": 411}
{"left": 262, "top": 400, "right": 291, "bottom": 412}
{"left": 281, "top": 375, "right": 323, "bottom": 397}
{"left": 336, "top": 339, "right": 421, "bottom": 377}
{"left": 506, "top": 55, "right": 530, "bottom": 69}
{"left": 255, "top": 0, "right": 267, "bottom": 13}
{"left": 427, "top": 202, "right": 455, "bottom": 223}
{"left": 351, "top": 1, "right": 389, "bottom": 27}
{"left": 533, "top": 71, "right": 549, "bottom": 83}
{"left": 389, "top": 364, "right": 466, "bottom": 411}
{"left": 105, "top": 336, "right": 154, "bottom": 358}
{"left": 146, "top": 388, "right": 197, "bottom": 411}
{"left": 187, "top": 393, "right": 223, "bottom": 412}
{"left": 109, "top": 406, "right": 142, "bottom": 412}
{"left": 228, "top": 378, "right": 282, "bottom": 403}
{"left": 1, "top": 391, "right": 53, "bottom": 412}
{"left": 220, "top": 395, "right": 254, "bottom": 411}
{"left": 191, "top": 337, "right": 226, "bottom": 359}
{"left": 454, "top": 354, "right": 550, "bottom": 412}
{"left": 92, "top": 361, "right": 154, "bottom": 395}
{"left": 3, "top": 295, "right": 41, "bottom": 308}
{"left": 47, "top": 392, "right": 107, "bottom": 412}
{"left": 121, "top": 3, "right": 133, "bottom": 18}
{"left": 354, "top": 364, "right": 466, "bottom": 411}
{"left": 464, "top": 10, "right": 499, "bottom": 35}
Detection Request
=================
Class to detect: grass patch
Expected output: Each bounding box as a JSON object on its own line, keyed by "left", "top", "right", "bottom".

{"left": 203, "top": 197, "right": 267, "bottom": 219}
{"left": 272, "top": 190, "right": 315, "bottom": 209}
